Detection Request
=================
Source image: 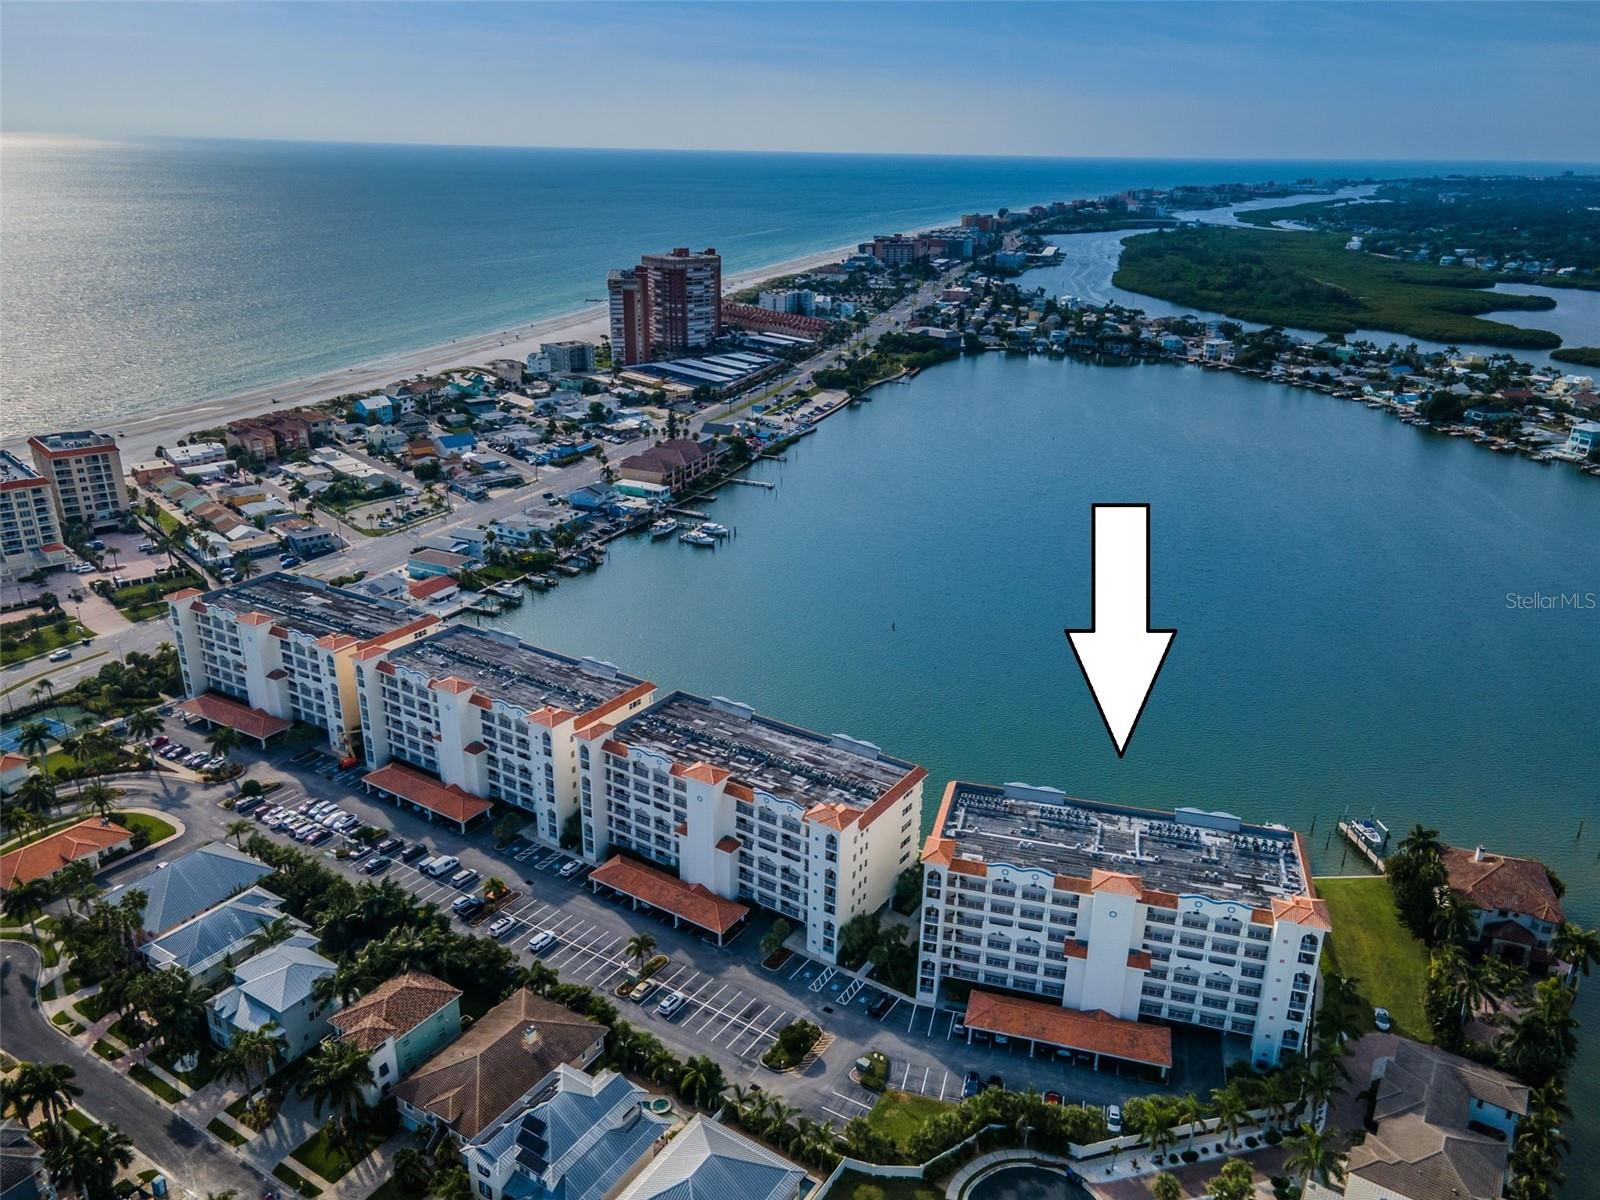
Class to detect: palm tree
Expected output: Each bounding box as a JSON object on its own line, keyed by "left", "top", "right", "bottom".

{"left": 220, "top": 1024, "right": 282, "bottom": 1099}
{"left": 78, "top": 781, "right": 115, "bottom": 821}
{"left": 520, "top": 962, "right": 559, "bottom": 997}
{"left": 298, "top": 1037, "right": 375, "bottom": 1140}
{"left": 14, "top": 774, "right": 57, "bottom": 822}
{"left": 1398, "top": 823, "right": 1442, "bottom": 860}
{"left": 1551, "top": 922, "right": 1600, "bottom": 977}
{"left": 4, "top": 1062, "right": 83, "bottom": 1127}
{"left": 226, "top": 819, "right": 255, "bottom": 848}
{"left": 16, "top": 721, "right": 53, "bottom": 763}
{"left": 676, "top": 1055, "right": 725, "bottom": 1111}
{"left": 392, "top": 1147, "right": 433, "bottom": 1194}
{"left": 1299, "top": 1059, "right": 1343, "bottom": 1117}
{"left": 231, "top": 554, "right": 257, "bottom": 581}
{"left": 624, "top": 933, "right": 657, "bottom": 978}
{"left": 1283, "top": 1123, "right": 1345, "bottom": 1190}
{"left": 247, "top": 915, "right": 297, "bottom": 955}
{"left": 1174, "top": 1091, "right": 1204, "bottom": 1150}
{"left": 204, "top": 724, "right": 241, "bottom": 760}
{"left": 1151, "top": 1175, "right": 1181, "bottom": 1200}
{"left": 482, "top": 876, "right": 508, "bottom": 904}
{"left": 44, "top": 1122, "right": 134, "bottom": 1200}
{"left": 1208, "top": 1083, "right": 1248, "bottom": 1148}
{"left": 28, "top": 680, "right": 58, "bottom": 721}
{"left": 54, "top": 860, "right": 99, "bottom": 915}
{"left": 2, "top": 878, "right": 51, "bottom": 937}
{"left": 1431, "top": 894, "right": 1480, "bottom": 947}
{"left": 124, "top": 708, "right": 163, "bottom": 744}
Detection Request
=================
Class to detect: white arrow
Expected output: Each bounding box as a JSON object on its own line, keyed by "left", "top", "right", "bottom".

{"left": 1065, "top": 504, "right": 1175, "bottom": 757}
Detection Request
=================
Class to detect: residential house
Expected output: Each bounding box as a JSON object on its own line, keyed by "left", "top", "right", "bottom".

{"left": 433, "top": 433, "right": 478, "bottom": 460}
{"left": 140, "top": 885, "right": 300, "bottom": 981}
{"left": 0, "top": 1121, "right": 55, "bottom": 1200}
{"left": 406, "top": 575, "right": 461, "bottom": 607}
{"left": 391, "top": 989, "right": 607, "bottom": 1142}
{"left": 1305, "top": 1038, "right": 1528, "bottom": 1200}
{"left": 226, "top": 424, "right": 279, "bottom": 461}
{"left": 460, "top": 1064, "right": 668, "bottom": 1200}
{"left": 0, "top": 818, "right": 133, "bottom": 892}
{"left": 367, "top": 426, "right": 409, "bottom": 454}
{"left": 353, "top": 396, "right": 396, "bottom": 424}
{"left": 280, "top": 521, "right": 340, "bottom": 559}
{"left": 115, "top": 842, "right": 273, "bottom": 938}
{"left": 1442, "top": 844, "right": 1565, "bottom": 966}
{"left": 615, "top": 1114, "right": 806, "bottom": 1200}
{"left": 0, "top": 754, "right": 29, "bottom": 797}
{"left": 327, "top": 972, "right": 463, "bottom": 1104}
{"left": 1565, "top": 420, "right": 1600, "bottom": 458}
{"left": 407, "top": 548, "right": 473, "bottom": 580}
{"left": 206, "top": 931, "right": 339, "bottom": 1061}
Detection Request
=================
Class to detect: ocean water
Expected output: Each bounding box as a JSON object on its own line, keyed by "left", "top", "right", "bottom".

{"left": 488, "top": 351, "right": 1600, "bottom": 1180}
{"left": 3, "top": 135, "right": 1591, "bottom": 432}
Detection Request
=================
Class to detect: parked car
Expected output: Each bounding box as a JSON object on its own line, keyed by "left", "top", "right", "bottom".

{"left": 866, "top": 993, "right": 895, "bottom": 1020}
{"left": 346, "top": 843, "right": 373, "bottom": 861}
{"left": 452, "top": 895, "right": 485, "bottom": 920}
{"left": 362, "top": 855, "right": 391, "bottom": 875}
{"left": 306, "top": 829, "right": 331, "bottom": 846}
{"left": 1105, "top": 1105, "right": 1122, "bottom": 1135}
{"left": 486, "top": 915, "right": 515, "bottom": 939}
{"left": 377, "top": 837, "right": 403, "bottom": 854}
{"left": 399, "top": 843, "right": 429, "bottom": 863}
{"left": 1044, "top": 1092, "right": 1062, "bottom": 1106}
{"left": 961, "top": 1071, "right": 982, "bottom": 1099}
{"left": 422, "top": 855, "right": 459, "bottom": 878}
{"left": 150, "top": 735, "right": 169, "bottom": 748}
{"left": 558, "top": 860, "right": 583, "bottom": 878}
{"left": 234, "top": 796, "right": 264, "bottom": 814}
{"left": 527, "top": 929, "right": 558, "bottom": 953}
{"left": 628, "top": 979, "right": 657, "bottom": 1003}
{"left": 449, "top": 868, "right": 479, "bottom": 889}
{"left": 656, "top": 992, "right": 687, "bottom": 1018}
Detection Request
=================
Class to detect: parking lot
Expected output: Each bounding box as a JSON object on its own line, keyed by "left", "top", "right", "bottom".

{"left": 236, "top": 746, "right": 1228, "bottom": 1130}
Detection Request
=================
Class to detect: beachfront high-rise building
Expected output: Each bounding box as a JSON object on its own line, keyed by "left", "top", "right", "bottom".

{"left": 167, "top": 574, "right": 437, "bottom": 757}
{"left": 574, "top": 691, "right": 925, "bottom": 962}
{"left": 0, "top": 450, "right": 69, "bottom": 583}
{"left": 353, "top": 625, "right": 656, "bottom": 840}
{"left": 607, "top": 267, "right": 650, "bottom": 367}
{"left": 917, "top": 781, "right": 1330, "bottom": 1070}
{"left": 26, "top": 431, "right": 129, "bottom": 531}
{"left": 607, "top": 248, "right": 722, "bottom": 365}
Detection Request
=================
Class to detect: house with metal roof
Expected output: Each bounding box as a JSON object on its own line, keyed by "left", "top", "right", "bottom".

{"left": 461, "top": 1064, "right": 669, "bottom": 1200}
{"left": 112, "top": 842, "right": 273, "bottom": 936}
{"left": 207, "top": 931, "right": 339, "bottom": 1061}
{"left": 0, "top": 1120, "right": 54, "bottom": 1200}
{"left": 140, "top": 886, "right": 300, "bottom": 982}
{"left": 614, "top": 1113, "right": 805, "bottom": 1200}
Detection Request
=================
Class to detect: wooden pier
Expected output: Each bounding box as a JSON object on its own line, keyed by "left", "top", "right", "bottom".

{"left": 1337, "top": 814, "right": 1392, "bottom": 873}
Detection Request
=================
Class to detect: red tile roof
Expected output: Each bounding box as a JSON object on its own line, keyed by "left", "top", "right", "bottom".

{"left": 1443, "top": 847, "right": 1563, "bottom": 924}
{"left": 407, "top": 575, "right": 457, "bottom": 601}
{"left": 0, "top": 819, "right": 132, "bottom": 891}
{"left": 178, "top": 692, "right": 292, "bottom": 740}
{"left": 589, "top": 856, "right": 748, "bottom": 936}
{"left": 363, "top": 762, "right": 492, "bottom": 826}
{"left": 328, "top": 971, "right": 461, "bottom": 1051}
{"left": 963, "top": 990, "right": 1172, "bottom": 1068}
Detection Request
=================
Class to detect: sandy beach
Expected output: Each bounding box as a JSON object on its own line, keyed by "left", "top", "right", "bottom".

{"left": 13, "top": 237, "right": 872, "bottom": 466}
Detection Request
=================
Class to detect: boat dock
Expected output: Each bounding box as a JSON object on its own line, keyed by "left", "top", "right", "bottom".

{"left": 727, "top": 478, "right": 775, "bottom": 489}
{"left": 1337, "top": 812, "right": 1392, "bottom": 872}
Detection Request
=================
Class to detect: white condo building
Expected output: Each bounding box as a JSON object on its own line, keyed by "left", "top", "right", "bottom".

{"left": 918, "top": 782, "right": 1330, "bottom": 1070}
{"left": 0, "top": 450, "right": 69, "bottom": 583}
{"left": 168, "top": 574, "right": 437, "bottom": 755}
{"left": 574, "top": 691, "right": 925, "bottom": 963}
{"left": 353, "top": 625, "right": 655, "bottom": 840}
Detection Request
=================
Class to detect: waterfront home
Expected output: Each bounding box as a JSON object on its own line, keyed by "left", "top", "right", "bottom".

{"left": 391, "top": 988, "right": 607, "bottom": 1142}
{"left": 615, "top": 1113, "right": 806, "bottom": 1200}
{"left": 617, "top": 437, "right": 720, "bottom": 494}
{"left": 407, "top": 547, "right": 474, "bottom": 579}
{"left": 140, "top": 885, "right": 301, "bottom": 983}
{"left": 460, "top": 1064, "right": 668, "bottom": 1200}
{"left": 1304, "top": 1038, "right": 1527, "bottom": 1200}
{"left": 206, "top": 932, "right": 339, "bottom": 1061}
{"left": 353, "top": 395, "right": 396, "bottom": 424}
{"left": 327, "top": 972, "right": 462, "bottom": 1105}
{"left": 112, "top": 842, "right": 273, "bottom": 937}
{"left": 164, "top": 441, "right": 228, "bottom": 469}
{"left": 1442, "top": 844, "right": 1564, "bottom": 967}
{"left": 0, "top": 818, "right": 132, "bottom": 892}
{"left": 279, "top": 520, "right": 340, "bottom": 559}
{"left": 1565, "top": 420, "right": 1600, "bottom": 458}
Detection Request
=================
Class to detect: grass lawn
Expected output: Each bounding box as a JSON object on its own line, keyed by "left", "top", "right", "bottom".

{"left": 75, "top": 992, "right": 115, "bottom": 1023}
{"left": 62, "top": 1110, "right": 93, "bottom": 1133}
{"left": 51, "top": 1012, "right": 86, "bottom": 1036}
{"left": 1319, "top": 875, "right": 1432, "bottom": 1042}
{"left": 92, "top": 1038, "right": 123, "bottom": 1061}
{"left": 152, "top": 1041, "right": 221, "bottom": 1089}
{"left": 128, "top": 1064, "right": 183, "bottom": 1103}
{"left": 0, "top": 617, "right": 93, "bottom": 667}
{"left": 291, "top": 1120, "right": 387, "bottom": 1182}
{"left": 112, "top": 811, "right": 177, "bottom": 844}
{"left": 206, "top": 1117, "right": 248, "bottom": 1147}
{"left": 865, "top": 1090, "right": 954, "bottom": 1154}
{"left": 273, "top": 1162, "right": 325, "bottom": 1198}
{"left": 1115, "top": 227, "right": 1563, "bottom": 348}
{"left": 826, "top": 1169, "right": 943, "bottom": 1200}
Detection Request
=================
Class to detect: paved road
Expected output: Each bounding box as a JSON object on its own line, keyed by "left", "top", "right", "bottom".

{"left": 0, "top": 940, "right": 270, "bottom": 1200}
{"left": 1, "top": 615, "right": 172, "bottom": 710}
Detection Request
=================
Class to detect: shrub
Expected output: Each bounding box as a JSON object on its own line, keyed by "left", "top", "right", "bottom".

{"left": 762, "top": 1019, "right": 821, "bottom": 1070}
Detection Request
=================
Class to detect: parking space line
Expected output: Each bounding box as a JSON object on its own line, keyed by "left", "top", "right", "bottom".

{"left": 938, "top": 1070, "right": 949, "bottom": 1101}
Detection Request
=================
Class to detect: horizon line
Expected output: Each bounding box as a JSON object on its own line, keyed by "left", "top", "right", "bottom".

{"left": 3, "top": 129, "right": 1597, "bottom": 169}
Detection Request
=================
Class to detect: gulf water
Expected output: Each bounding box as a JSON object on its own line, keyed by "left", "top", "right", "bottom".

{"left": 3, "top": 135, "right": 1591, "bottom": 432}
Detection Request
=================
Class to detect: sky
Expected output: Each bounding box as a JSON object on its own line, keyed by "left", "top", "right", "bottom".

{"left": 2, "top": 1, "right": 1596, "bottom": 162}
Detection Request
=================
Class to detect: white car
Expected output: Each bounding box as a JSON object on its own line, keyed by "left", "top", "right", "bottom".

{"left": 486, "top": 916, "right": 515, "bottom": 939}
{"left": 48, "top": 648, "right": 72, "bottom": 663}
{"left": 1105, "top": 1104, "right": 1123, "bottom": 1135}
{"left": 656, "top": 992, "right": 687, "bottom": 1018}
{"left": 558, "top": 860, "right": 582, "bottom": 878}
{"left": 423, "top": 855, "right": 460, "bottom": 878}
{"left": 527, "top": 929, "right": 557, "bottom": 953}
